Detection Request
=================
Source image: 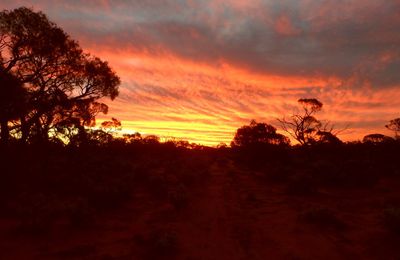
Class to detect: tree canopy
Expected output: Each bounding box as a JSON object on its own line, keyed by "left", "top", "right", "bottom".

{"left": 231, "top": 120, "right": 290, "bottom": 147}
{"left": 0, "top": 7, "right": 120, "bottom": 144}
{"left": 0, "top": 70, "right": 27, "bottom": 143}
{"left": 386, "top": 118, "right": 400, "bottom": 139}
{"left": 362, "top": 134, "right": 394, "bottom": 144}
{"left": 278, "top": 98, "right": 339, "bottom": 145}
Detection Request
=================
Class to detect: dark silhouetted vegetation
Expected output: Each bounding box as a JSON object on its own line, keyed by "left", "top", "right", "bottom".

{"left": 363, "top": 133, "right": 394, "bottom": 144}
{"left": 386, "top": 118, "right": 400, "bottom": 139}
{"left": 231, "top": 120, "right": 290, "bottom": 147}
{"left": 298, "top": 206, "right": 346, "bottom": 230}
{"left": 0, "top": 7, "right": 120, "bottom": 146}
{"left": 383, "top": 207, "right": 400, "bottom": 234}
{"left": 278, "top": 98, "right": 340, "bottom": 145}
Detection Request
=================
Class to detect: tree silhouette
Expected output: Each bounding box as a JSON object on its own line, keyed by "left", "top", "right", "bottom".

{"left": 231, "top": 120, "right": 290, "bottom": 147}
{"left": 278, "top": 98, "right": 338, "bottom": 145}
{"left": 0, "top": 71, "right": 27, "bottom": 144}
{"left": 315, "top": 131, "right": 342, "bottom": 145}
{"left": 101, "top": 117, "right": 122, "bottom": 133}
{"left": 363, "top": 133, "right": 394, "bottom": 144}
{"left": 123, "top": 132, "right": 142, "bottom": 144}
{"left": 0, "top": 7, "right": 120, "bottom": 143}
{"left": 52, "top": 101, "right": 109, "bottom": 144}
{"left": 143, "top": 135, "right": 160, "bottom": 144}
{"left": 386, "top": 118, "right": 400, "bottom": 139}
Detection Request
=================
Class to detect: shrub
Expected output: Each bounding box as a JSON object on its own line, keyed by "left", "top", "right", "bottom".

{"left": 146, "top": 229, "right": 179, "bottom": 258}
{"left": 168, "top": 183, "right": 188, "bottom": 210}
{"left": 286, "top": 175, "right": 317, "bottom": 195}
{"left": 299, "top": 207, "right": 345, "bottom": 229}
{"left": 66, "top": 199, "right": 96, "bottom": 228}
{"left": 383, "top": 207, "right": 400, "bottom": 234}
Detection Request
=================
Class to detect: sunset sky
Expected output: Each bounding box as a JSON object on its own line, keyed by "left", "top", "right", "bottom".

{"left": 1, "top": 0, "right": 400, "bottom": 145}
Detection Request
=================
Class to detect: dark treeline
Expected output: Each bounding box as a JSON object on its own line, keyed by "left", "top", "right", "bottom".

{"left": 1, "top": 122, "right": 400, "bottom": 251}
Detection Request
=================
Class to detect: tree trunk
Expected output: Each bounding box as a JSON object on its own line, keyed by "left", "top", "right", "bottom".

{"left": 34, "top": 116, "right": 46, "bottom": 143}
{"left": 0, "top": 119, "right": 9, "bottom": 145}
{"left": 77, "top": 124, "right": 87, "bottom": 145}
{"left": 20, "top": 116, "right": 28, "bottom": 143}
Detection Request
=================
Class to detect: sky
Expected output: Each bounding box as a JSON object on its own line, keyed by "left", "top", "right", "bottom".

{"left": 1, "top": 0, "right": 400, "bottom": 145}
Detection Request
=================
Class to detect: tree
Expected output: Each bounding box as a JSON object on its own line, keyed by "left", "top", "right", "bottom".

{"left": 101, "top": 117, "right": 122, "bottom": 133}
{"left": 52, "top": 101, "right": 109, "bottom": 144}
{"left": 143, "top": 135, "right": 160, "bottom": 144}
{"left": 0, "top": 71, "right": 27, "bottom": 144}
{"left": 0, "top": 7, "right": 120, "bottom": 143}
{"left": 362, "top": 134, "right": 394, "bottom": 144}
{"left": 315, "top": 131, "right": 342, "bottom": 145}
{"left": 231, "top": 120, "right": 290, "bottom": 147}
{"left": 216, "top": 142, "right": 228, "bottom": 149}
{"left": 386, "top": 118, "right": 400, "bottom": 139}
{"left": 123, "top": 132, "right": 142, "bottom": 144}
{"left": 278, "top": 98, "right": 338, "bottom": 145}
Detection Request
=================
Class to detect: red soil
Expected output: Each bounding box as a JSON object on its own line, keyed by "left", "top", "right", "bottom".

{"left": 1, "top": 159, "right": 400, "bottom": 259}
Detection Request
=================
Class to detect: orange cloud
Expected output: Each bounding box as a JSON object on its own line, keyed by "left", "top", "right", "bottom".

{"left": 2, "top": 1, "right": 400, "bottom": 145}
{"left": 90, "top": 48, "right": 400, "bottom": 145}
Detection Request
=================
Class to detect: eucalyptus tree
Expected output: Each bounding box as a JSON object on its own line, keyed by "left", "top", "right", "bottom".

{"left": 231, "top": 120, "right": 290, "bottom": 147}
{"left": 278, "top": 98, "right": 339, "bottom": 145}
{"left": 386, "top": 118, "right": 400, "bottom": 139}
{"left": 0, "top": 7, "right": 120, "bottom": 143}
{"left": 0, "top": 71, "right": 27, "bottom": 144}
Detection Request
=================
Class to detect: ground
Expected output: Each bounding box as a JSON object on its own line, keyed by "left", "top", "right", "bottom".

{"left": 1, "top": 151, "right": 400, "bottom": 259}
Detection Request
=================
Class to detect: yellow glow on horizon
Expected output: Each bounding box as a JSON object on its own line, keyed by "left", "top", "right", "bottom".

{"left": 91, "top": 48, "right": 400, "bottom": 147}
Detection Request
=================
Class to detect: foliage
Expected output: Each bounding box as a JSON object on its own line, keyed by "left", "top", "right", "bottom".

{"left": 0, "top": 7, "right": 120, "bottom": 144}
{"left": 315, "top": 131, "right": 342, "bottom": 145}
{"left": 146, "top": 229, "right": 179, "bottom": 258}
{"left": 286, "top": 175, "right": 317, "bottom": 195}
{"left": 101, "top": 117, "right": 122, "bottom": 132}
{"left": 143, "top": 135, "right": 160, "bottom": 144}
{"left": 362, "top": 133, "right": 394, "bottom": 144}
{"left": 278, "top": 98, "right": 340, "bottom": 145}
{"left": 0, "top": 71, "right": 27, "bottom": 143}
{"left": 123, "top": 132, "right": 142, "bottom": 144}
{"left": 383, "top": 207, "right": 400, "bottom": 234}
{"left": 386, "top": 118, "right": 400, "bottom": 138}
{"left": 299, "top": 207, "right": 345, "bottom": 229}
{"left": 231, "top": 120, "right": 290, "bottom": 147}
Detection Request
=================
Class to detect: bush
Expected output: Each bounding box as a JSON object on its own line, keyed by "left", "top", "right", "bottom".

{"left": 145, "top": 229, "right": 179, "bottom": 258}
{"left": 286, "top": 175, "right": 317, "bottom": 195}
{"left": 168, "top": 183, "right": 188, "bottom": 210}
{"left": 299, "top": 207, "right": 345, "bottom": 229}
{"left": 383, "top": 207, "right": 400, "bottom": 234}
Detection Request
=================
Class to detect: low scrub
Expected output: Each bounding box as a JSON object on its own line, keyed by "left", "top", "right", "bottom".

{"left": 383, "top": 207, "right": 400, "bottom": 234}
{"left": 299, "top": 207, "right": 346, "bottom": 230}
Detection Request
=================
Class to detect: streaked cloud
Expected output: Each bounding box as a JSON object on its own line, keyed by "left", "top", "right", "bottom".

{"left": 1, "top": 0, "right": 399, "bottom": 145}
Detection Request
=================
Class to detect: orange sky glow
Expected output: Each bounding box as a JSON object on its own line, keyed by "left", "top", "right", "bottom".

{"left": 2, "top": 0, "right": 400, "bottom": 146}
